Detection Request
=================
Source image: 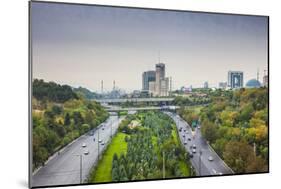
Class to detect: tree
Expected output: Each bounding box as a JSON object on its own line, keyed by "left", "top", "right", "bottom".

{"left": 64, "top": 113, "right": 71, "bottom": 126}
{"left": 52, "top": 105, "right": 63, "bottom": 115}
{"left": 223, "top": 141, "right": 255, "bottom": 173}
{"left": 246, "top": 156, "right": 268, "bottom": 173}
{"left": 201, "top": 119, "right": 218, "bottom": 143}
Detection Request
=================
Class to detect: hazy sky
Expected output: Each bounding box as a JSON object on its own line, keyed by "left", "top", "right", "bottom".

{"left": 31, "top": 2, "right": 268, "bottom": 92}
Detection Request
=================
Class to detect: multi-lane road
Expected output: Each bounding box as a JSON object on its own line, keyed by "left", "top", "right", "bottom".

{"left": 32, "top": 115, "right": 122, "bottom": 187}
{"left": 165, "top": 112, "right": 234, "bottom": 176}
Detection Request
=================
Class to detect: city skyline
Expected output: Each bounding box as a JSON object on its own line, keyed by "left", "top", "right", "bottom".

{"left": 32, "top": 2, "right": 268, "bottom": 92}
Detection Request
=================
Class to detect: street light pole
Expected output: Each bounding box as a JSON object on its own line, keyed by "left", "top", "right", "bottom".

{"left": 75, "top": 155, "right": 83, "bottom": 184}
{"left": 98, "top": 128, "right": 100, "bottom": 160}
{"left": 111, "top": 118, "right": 113, "bottom": 139}
{"left": 199, "top": 150, "right": 202, "bottom": 176}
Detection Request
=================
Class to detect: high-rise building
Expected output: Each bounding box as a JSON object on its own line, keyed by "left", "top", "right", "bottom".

{"left": 228, "top": 71, "right": 243, "bottom": 89}
{"left": 160, "top": 77, "right": 169, "bottom": 96}
{"left": 142, "top": 71, "right": 156, "bottom": 91}
{"left": 143, "top": 63, "right": 170, "bottom": 97}
{"left": 155, "top": 63, "right": 165, "bottom": 96}
{"left": 204, "top": 81, "right": 209, "bottom": 89}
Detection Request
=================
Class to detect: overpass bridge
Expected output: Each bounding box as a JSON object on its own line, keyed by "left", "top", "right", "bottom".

{"left": 105, "top": 105, "right": 180, "bottom": 112}
{"left": 92, "top": 97, "right": 174, "bottom": 103}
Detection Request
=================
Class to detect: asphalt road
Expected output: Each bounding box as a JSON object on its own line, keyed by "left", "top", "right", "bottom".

{"left": 32, "top": 115, "right": 122, "bottom": 187}
{"left": 165, "top": 112, "right": 234, "bottom": 176}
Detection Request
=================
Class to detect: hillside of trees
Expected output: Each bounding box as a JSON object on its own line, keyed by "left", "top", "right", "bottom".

{"left": 32, "top": 79, "right": 109, "bottom": 169}
{"left": 73, "top": 87, "right": 102, "bottom": 99}
{"left": 33, "top": 79, "right": 78, "bottom": 103}
{"left": 178, "top": 88, "right": 268, "bottom": 173}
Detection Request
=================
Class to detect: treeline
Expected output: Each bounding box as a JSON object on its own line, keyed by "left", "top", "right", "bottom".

{"left": 73, "top": 87, "right": 101, "bottom": 99}
{"left": 32, "top": 79, "right": 109, "bottom": 169}
{"left": 33, "top": 79, "right": 78, "bottom": 103}
{"left": 174, "top": 96, "right": 210, "bottom": 106}
{"left": 112, "top": 112, "right": 190, "bottom": 181}
{"left": 179, "top": 88, "right": 268, "bottom": 173}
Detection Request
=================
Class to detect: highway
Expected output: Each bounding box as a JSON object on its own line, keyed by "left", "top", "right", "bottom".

{"left": 165, "top": 112, "right": 234, "bottom": 176}
{"left": 32, "top": 115, "right": 122, "bottom": 187}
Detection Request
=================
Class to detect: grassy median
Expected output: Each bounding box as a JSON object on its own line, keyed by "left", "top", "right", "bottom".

{"left": 89, "top": 132, "right": 128, "bottom": 183}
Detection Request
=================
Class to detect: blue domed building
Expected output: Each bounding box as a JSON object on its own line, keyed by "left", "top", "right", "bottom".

{"left": 246, "top": 79, "right": 261, "bottom": 88}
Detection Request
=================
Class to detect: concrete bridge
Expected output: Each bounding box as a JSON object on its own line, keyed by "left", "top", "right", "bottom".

{"left": 92, "top": 97, "right": 174, "bottom": 103}
{"left": 105, "top": 105, "right": 179, "bottom": 112}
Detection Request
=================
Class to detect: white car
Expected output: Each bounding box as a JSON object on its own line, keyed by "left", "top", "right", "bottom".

{"left": 82, "top": 143, "right": 87, "bottom": 148}
{"left": 98, "top": 139, "right": 102, "bottom": 143}
{"left": 192, "top": 144, "right": 196, "bottom": 149}
{"left": 192, "top": 149, "right": 196, "bottom": 153}
{"left": 208, "top": 156, "right": 214, "bottom": 161}
{"left": 84, "top": 150, "right": 89, "bottom": 155}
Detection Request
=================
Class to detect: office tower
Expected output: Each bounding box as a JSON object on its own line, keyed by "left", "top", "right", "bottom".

{"left": 155, "top": 63, "right": 165, "bottom": 96}
{"left": 204, "top": 81, "right": 209, "bottom": 89}
{"left": 228, "top": 71, "right": 243, "bottom": 89}
{"left": 142, "top": 71, "right": 156, "bottom": 91}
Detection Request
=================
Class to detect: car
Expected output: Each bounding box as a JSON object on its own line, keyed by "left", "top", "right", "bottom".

{"left": 186, "top": 131, "right": 189, "bottom": 134}
{"left": 82, "top": 143, "right": 87, "bottom": 148}
{"left": 98, "top": 139, "right": 102, "bottom": 143}
{"left": 187, "top": 137, "right": 191, "bottom": 141}
{"left": 184, "top": 129, "right": 186, "bottom": 132}
{"left": 192, "top": 149, "right": 196, "bottom": 153}
{"left": 198, "top": 126, "right": 201, "bottom": 129}
{"left": 101, "top": 142, "right": 105, "bottom": 145}
{"left": 189, "top": 153, "right": 194, "bottom": 158}
{"left": 184, "top": 141, "right": 187, "bottom": 145}
{"left": 208, "top": 156, "right": 214, "bottom": 161}
{"left": 192, "top": 144, "right": 196, "bottom": 149}
{"left": 84, "top": 150, "right": 89, "bottom": 155}
{"left": 102, "top": 127, "right": 105, "bottom": 130}
{"left": 182, "top": 134, "right": 185, "bottom": 138}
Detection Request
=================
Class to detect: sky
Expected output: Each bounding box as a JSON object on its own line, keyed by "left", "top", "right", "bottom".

{"left": 31, "top": 2, "right": 268, "bottom": 92}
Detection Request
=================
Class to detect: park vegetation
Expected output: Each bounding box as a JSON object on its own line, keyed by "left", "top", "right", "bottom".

{"left": 32, "top": 79, "right": 108, "bottom": 169}
{"left": 178, "top": 88, "right": 268, "bottom": 173}
{"left": 90, "top": 111, "right": 191, "bottom": 183}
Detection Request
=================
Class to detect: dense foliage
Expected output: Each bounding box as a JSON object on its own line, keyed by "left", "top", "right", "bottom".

{"left": 111, "top": 112, "right": 190, "bottom": 181}
{"left": 32, "top": 80, "right": 109, "bottom": 169}
{"left": 178, "top": 88, "right": 268, "bottom": 173}
{"left": 33, "top": 79, "right": 78, "bottom": 103}
{"left": 73, "top": 87, "right": 101, "bottom": 99}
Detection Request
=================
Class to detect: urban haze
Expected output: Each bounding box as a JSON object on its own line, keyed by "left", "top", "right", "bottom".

{"left": 32, "top": 2, "right": 268, "bottom": 92}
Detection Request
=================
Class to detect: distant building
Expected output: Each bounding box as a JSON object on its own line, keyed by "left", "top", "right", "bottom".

{"left": 263, "top": 75, "right": 268, "bottom": 87}
{"left": 246, "top": 79, "right": 261, "bottom": 88}
{"left": 228, "top": 71, "right": 243, "bottom": 89}
{"left": 142, "top": 71, "right": 156, "bottom": 91}
{"left": 160, "top": 77, "right": 169, "bottom": 96}
{"left": 143, "top": 63, "right": 170, "bottom": 97}
{"left": 204, "top": 81, "right": 209, "bottom": 89}
{"left": 148, "top": 81, "right": 156, "bottom": 96}
{"left": 218, "top": 82, "right": 227, "bottom": 89}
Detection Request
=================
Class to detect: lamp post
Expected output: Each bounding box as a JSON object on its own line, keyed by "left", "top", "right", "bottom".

{"left": 97, "top": 128, "right": 100, "bottom": 160}
{"left": 110, "top": 118, "right": 113, "bottom": 139}
{"left": 199, "top": 150, "right": 202, "bottom": 176}
{"left": 75, "top": 154, "right": 83, "bottom": 184}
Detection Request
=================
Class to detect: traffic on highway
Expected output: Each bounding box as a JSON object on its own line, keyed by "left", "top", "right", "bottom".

{"left": 32, "top": 115, "right": 122, "bottom": 187}
{"left": 165, "top": 112, "right": 234, "bottom": 176}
